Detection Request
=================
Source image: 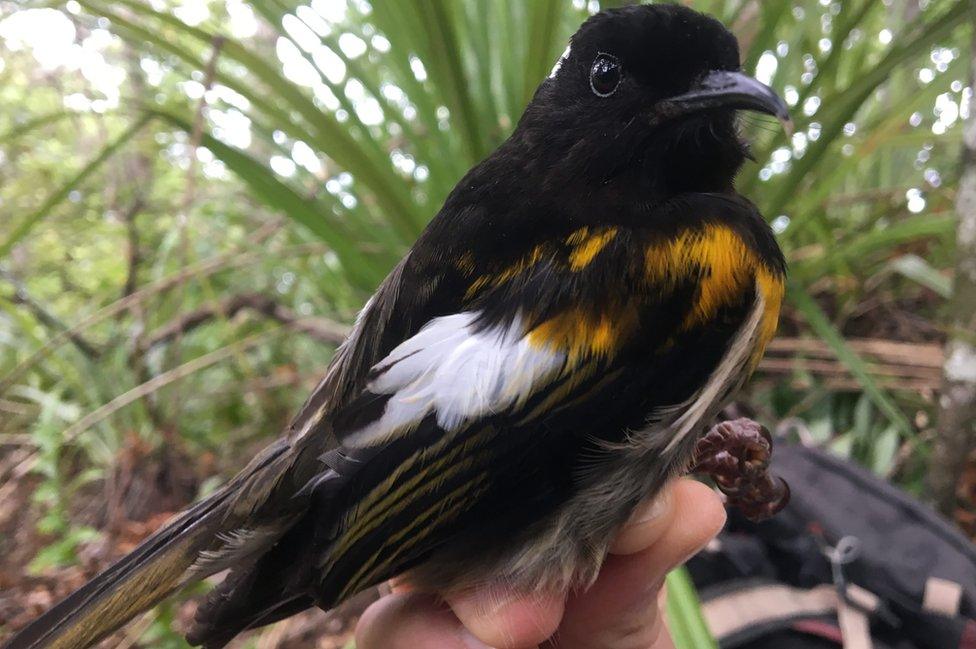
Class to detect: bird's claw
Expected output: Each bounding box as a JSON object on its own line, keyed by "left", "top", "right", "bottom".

{"left": 691, "top": 418, "right": 790, "bottom": 522}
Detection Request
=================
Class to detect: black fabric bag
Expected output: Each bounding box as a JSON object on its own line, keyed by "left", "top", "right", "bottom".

{"left": 687, "top": 442, "right": 976, "bottom": 649}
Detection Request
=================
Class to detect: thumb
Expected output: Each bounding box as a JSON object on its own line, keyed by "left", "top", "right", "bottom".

{"left": 552, "top": 479, "right": 726, "bottom": 649}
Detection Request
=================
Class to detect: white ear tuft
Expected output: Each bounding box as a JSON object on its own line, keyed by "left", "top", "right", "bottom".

{"left": 549, "top": 45, "right": 572, "bottom": 79}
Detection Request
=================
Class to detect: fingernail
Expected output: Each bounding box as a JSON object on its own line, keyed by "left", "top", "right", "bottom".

{"left": 475, "top": 586, "right": 544, "bottom": 619}
{"left": 475, "top": 587, "right": 515, "bottom": 619}
{"left": 460, "top": 630, "right": 491, "bottom": 649}
{"left": 631, "top": 490, "right": 672, "bottom": 524}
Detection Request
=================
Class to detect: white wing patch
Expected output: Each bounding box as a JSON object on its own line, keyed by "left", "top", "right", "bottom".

{"left": 343, "top": 312, "right": 566, "bottom": 447}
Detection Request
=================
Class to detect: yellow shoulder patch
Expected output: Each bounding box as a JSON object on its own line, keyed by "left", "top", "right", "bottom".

{"left": 752, "top": 266, "right": 784, "bottom": 370}
{"left": 467, "top": 221, "right": 783, "bottom": 370}
{"left": 643, "top": 222, "right": 784, "bottom": 370}
{"left": 465, "top": 226, "right": 618, "bottom": 300}
{"left": 644, "top": 222, "right": 782, "bottom": 334}
{"left": 566, "top": 227, "right": 617, "bottom": 270}
{"left": 527, "top": 304, "right": 637, "bottom": 362}
{"left": 465, "top": 243, "right": 548, "bottom": 298}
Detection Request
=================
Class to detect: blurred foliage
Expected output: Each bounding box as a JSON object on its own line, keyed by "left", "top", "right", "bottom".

{"left": 0, "top": 0, "right": 971, "bottom": 646}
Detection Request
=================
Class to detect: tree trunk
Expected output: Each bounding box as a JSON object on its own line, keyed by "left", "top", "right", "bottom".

{"left": 929, "top": 13, "right": 976, "bottom": 516}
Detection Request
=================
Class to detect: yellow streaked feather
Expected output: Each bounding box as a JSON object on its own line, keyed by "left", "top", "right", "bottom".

{"left": 456, "top": 251, "right": 476, "bottom": 274}
{"left": 331, "top": 426, "right": 496, "bottom": 563}
{"left": 516, "top": 360, "right": 600, "bottom": 425}
{"left": 339, "top": 473, "right": 490, "bottom": 599}
{"left": 567, "top": 227, "right": 617, "bottom": 270}
{"left": 465, "top": 244, "right": 548, "bottom": 298}
{"left": 645, "top": 223, "right": 774, "bottom": 330}
{"left": 527, "top": 305, "right": 636, "bottom": 362}
{"left": 465, "top": 227, "right": 618, "bottom": 300}
{"left": 751, "top": 268, "right": 784, "bottom": 370}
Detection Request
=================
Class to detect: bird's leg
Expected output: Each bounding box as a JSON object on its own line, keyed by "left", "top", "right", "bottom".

{"left": 690, "top": 417, "right": 790, "bottom": 522}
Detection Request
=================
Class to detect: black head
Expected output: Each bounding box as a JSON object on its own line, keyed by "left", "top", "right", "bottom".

{"left": 519, "top": 4, "right": 790, "bottom": 195}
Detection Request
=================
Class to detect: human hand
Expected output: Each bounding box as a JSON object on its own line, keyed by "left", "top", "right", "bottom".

{"left": 355, "top": 478, "right": 726, "bottom": 649}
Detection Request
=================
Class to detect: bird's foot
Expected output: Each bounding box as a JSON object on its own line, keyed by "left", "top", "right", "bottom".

{"left": 691, "top": 418, "right": 790, "bottom": 522}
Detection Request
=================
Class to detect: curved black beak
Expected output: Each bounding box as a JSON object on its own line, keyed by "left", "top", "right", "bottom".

{"left": 660, "top": 70, "right": 793, "bottom": 136}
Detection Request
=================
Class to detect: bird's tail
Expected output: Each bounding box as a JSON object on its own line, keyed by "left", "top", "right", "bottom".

{"left": 4, "top": 482, "right": 239, "bottom": 649}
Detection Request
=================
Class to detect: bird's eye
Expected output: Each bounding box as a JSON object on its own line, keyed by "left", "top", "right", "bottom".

{"left": 590, "top": 53, "right": 621, "bottom": 97}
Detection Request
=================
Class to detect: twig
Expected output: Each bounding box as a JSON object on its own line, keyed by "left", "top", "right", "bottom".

{"left": 120, "top": 197, "right": 146, "bottom": 301}
{"left": 760, "top": 336, "right": 945, "bottom": 391}
{"left": 0, "top": 242, "right": 327, "bottom": 395}
{"left": 759, "top": 358, "right": 941, "bottom": 383}
{"left": 139, "top": 292, "right": 349, "bottom": 351}
{"left": 765, "top": 337, "right": 944, "bottom": 368}
{"left": 822, "top": 187, "right": 906, "bottom": 207}
{"left": 0, "top": 267, "right": 101, "bottom": 359}
{"left": 0, "top": 398, "right": 35, "bottom": 416}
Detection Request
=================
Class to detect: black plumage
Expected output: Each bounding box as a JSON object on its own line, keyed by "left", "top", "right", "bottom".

{"left": 6, "top": 5, "right": 790, "bottom": 649}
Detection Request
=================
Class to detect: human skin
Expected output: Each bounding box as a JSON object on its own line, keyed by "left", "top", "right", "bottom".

{"left": 356, "top": 478, "right": 726, "bottom": 649}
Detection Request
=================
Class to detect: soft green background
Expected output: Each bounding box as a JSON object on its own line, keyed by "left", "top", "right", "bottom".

{"left": 0, "top": 1, "right": 969, "bottom": 647}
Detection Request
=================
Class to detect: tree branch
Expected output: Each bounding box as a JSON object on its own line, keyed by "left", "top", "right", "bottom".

{"left": 139, "top": 293, "right": 349, "bottom": 351}
{"left": 0, "top": 267, "right": 101, "bottom": 359}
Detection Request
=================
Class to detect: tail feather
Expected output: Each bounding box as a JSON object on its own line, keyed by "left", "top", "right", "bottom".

{"left": 186, "top": 476, "right": 344, "bottom": 647}
{"left": 4, "top": 489, "right": 233, "bottom": 649}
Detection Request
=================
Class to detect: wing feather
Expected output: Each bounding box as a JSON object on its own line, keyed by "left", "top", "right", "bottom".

{"left": 337, "top": 311, "right": 569, "bottom": 447}
{"left": 247, "top": 195, "right": 785, "bottom": 607}
{"left": 308, "top": 204, "right": 785, "bottom": 598}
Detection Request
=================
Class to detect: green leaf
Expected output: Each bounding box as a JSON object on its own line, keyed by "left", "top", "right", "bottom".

{"left": 888, "top": 254, "right": 952, "bottom": 298}
{"left": 741, "top": 2, "right": 791, "bottom": 75}
{"left": 81, "top": 0, "right": 424, "bottom": 242}
{"left": 28, "top": 526, "right": 100, "bottom": 573}
{"left": 399, "top": 1, "right": 486, "bottom": 161}
{"left": 0, "top": 114, "right": 152, "bottom": 260}
{"left": 522, "top": 0, "right": 565, "bottom": 108}
{"left": 0, "top": 110, "right": 74, "bottom": 146}
{"left": 788, "top": 281, "right": 914, "bottom": 436}
{"left": 666, "top": 567, "right": 718, "bottom": 649}
{"left": 830, "top": 431, "right": 854, "bottom": 458}
{"left": 792, "top": 215, "right": 955, "bottom": 281}
{"left": 760, "top": 1, "right": 968, "bottom": 219}
{"left": 148, "top": 109, "right": 388, "bottom": 289}
{"left": 870, "top": 425, "right": 902, "bottom": 475}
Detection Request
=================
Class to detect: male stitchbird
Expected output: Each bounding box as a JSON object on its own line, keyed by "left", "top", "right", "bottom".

{"left": 7, "top": 5, "right": 790, "bottom": 649}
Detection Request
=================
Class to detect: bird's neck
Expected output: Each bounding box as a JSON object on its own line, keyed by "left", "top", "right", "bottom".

{"left": 506, "top": 115, "right": 746, "bottom": 201}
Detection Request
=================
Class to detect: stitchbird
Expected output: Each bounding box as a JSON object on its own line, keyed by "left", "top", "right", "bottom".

{"left": 7, "top": 5, "right": 790, "bottom": 649}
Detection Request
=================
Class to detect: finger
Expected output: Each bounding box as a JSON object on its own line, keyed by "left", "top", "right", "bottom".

{"left": 656, "top": 586, "right": 676, "bottom": 649}
{"left": 447, "top": 583, "right": 565, "bottom": 649}
{"left": 356, "top": 592, "right": 490, "bottom": 649}
{"left": 608, "top": 481, "right": 678, "bottom": 555}
{"left": 553, "top": 479, "right": 725, "bottom": 649}
{"left": 642, "top": 479, "right": 726, "bottom": 574}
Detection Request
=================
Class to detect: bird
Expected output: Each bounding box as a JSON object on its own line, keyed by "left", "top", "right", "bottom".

{"left": 6, "top": 5, "right": 790, "bottom": 648}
